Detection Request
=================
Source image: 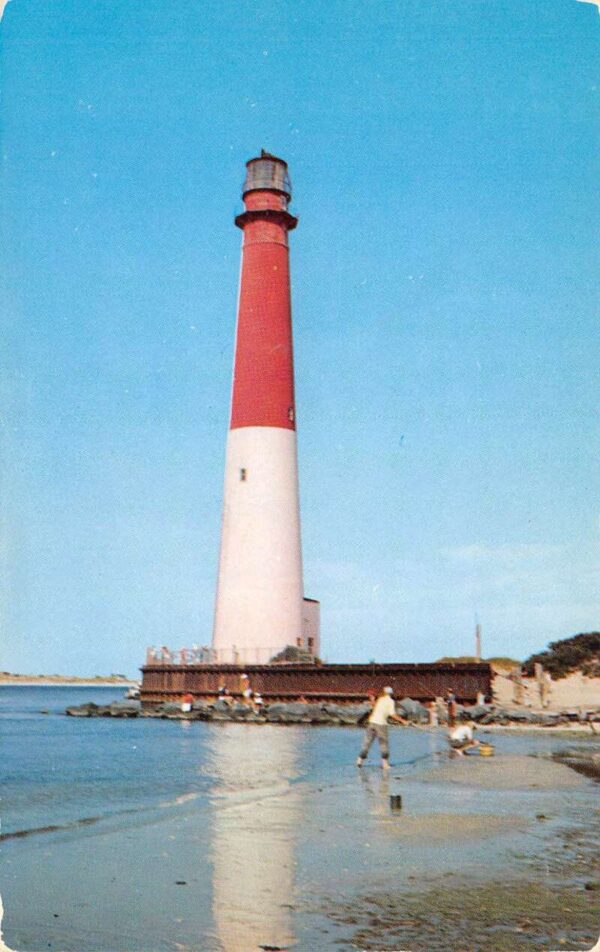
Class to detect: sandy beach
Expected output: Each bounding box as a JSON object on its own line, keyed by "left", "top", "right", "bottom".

{"left": 0, "top": 675, "right": 136, "bottom": 687}
{"left": 493, "top": 670, "right": 600, "bottom": 712}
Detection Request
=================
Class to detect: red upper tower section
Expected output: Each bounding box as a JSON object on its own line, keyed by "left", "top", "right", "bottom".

{"left": 230, "top": 152, "right": 298, "bottom": 431}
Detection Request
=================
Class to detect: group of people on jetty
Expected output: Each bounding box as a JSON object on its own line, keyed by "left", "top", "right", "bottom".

{"left": 199, "top": 673, "right": 267, "bottom": 713}
{"left": 179, "top": 678, "right": 264, "bottom": 714}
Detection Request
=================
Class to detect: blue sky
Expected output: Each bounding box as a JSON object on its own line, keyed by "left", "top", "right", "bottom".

{"left": 1, "top": 0, "right": 598, "bottom": 676}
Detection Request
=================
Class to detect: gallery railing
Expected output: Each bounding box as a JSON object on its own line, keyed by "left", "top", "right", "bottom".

{"left": 145, "top": 646, "right": 315, "bottom": 666}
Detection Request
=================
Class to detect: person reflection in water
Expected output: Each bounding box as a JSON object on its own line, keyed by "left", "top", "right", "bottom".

{"left": 356, "top": 686, "right": 407, "bottom": 770}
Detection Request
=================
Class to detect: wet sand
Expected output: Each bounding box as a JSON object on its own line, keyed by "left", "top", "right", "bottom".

{"left": 322, "top": 860, "right": 600, "bottom": 951}
{"left": 405, "top": 753, "right": 587, "bottom": 789}
{"left": 306, "top": 753, "right": 600, "bottom": 951}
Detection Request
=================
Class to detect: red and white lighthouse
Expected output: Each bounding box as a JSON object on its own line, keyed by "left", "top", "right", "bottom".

{"left": 212, "top": 152, "right": 309, "bottom": 664}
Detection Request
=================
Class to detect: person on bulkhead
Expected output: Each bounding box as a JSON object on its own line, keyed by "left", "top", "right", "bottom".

{"left": 217, "top": 685, "right": 234, "bottom": 706}
{"left": 356, "top": 686, "right": 407, "bottom": 770}
{"left": 239, "top": 673, "right": 257, "bottom": 711}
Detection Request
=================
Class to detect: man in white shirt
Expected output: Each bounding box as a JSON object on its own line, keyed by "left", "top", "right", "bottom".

{"left": 449, "top": 721, "right": 479, "bottom": 756}
{"left": 356, "top": 686, "right": 407, "bottom": 770}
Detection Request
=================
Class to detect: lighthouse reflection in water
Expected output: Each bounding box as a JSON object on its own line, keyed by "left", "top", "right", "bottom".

{"left": 206, "top": 725, "right": 303, "bottom": 951}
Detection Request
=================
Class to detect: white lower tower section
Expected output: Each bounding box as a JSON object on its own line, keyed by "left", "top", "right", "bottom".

{"left": 212, "top": 426, "right": 304, "bottom": 663}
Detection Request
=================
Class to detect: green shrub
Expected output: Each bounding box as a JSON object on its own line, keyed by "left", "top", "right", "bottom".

{"left": 522, "top": 633, "right": 600, "bottom": 680}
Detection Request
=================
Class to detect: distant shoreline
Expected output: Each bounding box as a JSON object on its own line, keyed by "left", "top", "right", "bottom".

{"left": 0, "top": 675, "right": 137, "bottom": 687}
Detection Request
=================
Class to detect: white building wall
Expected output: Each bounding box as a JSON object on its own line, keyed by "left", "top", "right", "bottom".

{"left": 301, "top": 598, "right": 320, "bottom": 658}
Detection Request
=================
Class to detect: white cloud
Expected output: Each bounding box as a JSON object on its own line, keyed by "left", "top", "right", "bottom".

{"left": 440, "top": 542, "right": 564, "bottom": 567}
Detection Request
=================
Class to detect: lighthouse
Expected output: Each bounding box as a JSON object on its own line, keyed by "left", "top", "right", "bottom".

{"left": 212, "top": 152, "right": 317, "bottom": 665}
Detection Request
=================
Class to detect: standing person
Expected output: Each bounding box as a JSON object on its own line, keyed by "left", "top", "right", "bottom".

{"left": 446, "top": 688, "right": 457, "bottom": 728}
{"left": 239, "top": 673, "right": 255, "bottom": 709}
{"left": 180, "top": 692, "right": 194, "bottom": 714}
{"left": 356, "top": 687, "right": 407, "bottom": 770}
{"left": 217, "top": 685, "right": 234, "bottom": 706}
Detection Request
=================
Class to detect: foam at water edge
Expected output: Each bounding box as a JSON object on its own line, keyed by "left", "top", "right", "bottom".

{"left": 0, "top": 896, "right": 17, "bottom": 952}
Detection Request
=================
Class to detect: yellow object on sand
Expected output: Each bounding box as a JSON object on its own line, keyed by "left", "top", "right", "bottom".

{"left": 479, "top": 743, "right": 495, "bottom": 757}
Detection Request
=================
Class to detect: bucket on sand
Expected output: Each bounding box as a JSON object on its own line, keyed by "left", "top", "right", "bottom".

{"left": 390, "top": 795, "right": 403, "bottom": 811}
{"left": 479, "top": 743, "right": 495, "bottom": 757}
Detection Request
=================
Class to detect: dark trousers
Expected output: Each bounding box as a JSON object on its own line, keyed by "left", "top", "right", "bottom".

{"left": 359, "top": 724, "right": 390, "bottom": 760}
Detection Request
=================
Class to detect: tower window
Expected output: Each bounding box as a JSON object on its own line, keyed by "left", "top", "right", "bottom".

{"left": 288, "top": 406, "right": 295, "bottom": 422}
{"left": 240, "top": 468, "right": 247, "bottom": 481}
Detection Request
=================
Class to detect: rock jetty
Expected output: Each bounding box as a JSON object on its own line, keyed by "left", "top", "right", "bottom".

{"left": 64, "top": 698, "right": 600, "bottom": 728}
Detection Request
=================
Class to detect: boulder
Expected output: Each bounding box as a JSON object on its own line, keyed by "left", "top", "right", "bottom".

{"left": 305, "top": 706, "right": 337, "bottom": 724}
{"left": 192, "top": 700, "right": 211, "bottom": 712}
{"left": 228, "top": 703, "right": 258, "bottom": 721}
{"left": 397, "top": 697, "right": 429, "bottom": 724}
{"left": 266, "top": 703, "right": 314, "bottom": 723}
{"left": 65, "top": 702, "right": 113, "bottom": 717}
{"left": 109, "top": 700, "right": 141, "bottom": 717}
{"left": 191, "top": 701, "right": 212, "bottom": 720}
{"left": 538, "top": 712, "right": 562, "bottom": 726}
{"left": 156, "top": 702, "right": 186, "bottom": 717}
{"left": 560, "top": 709, "right": 583, "bottom": 721}
{"left": 210, "top": 699, "right": 237, "bottom": 719}
{"left": 461, "top": 704, "right": 491, "bottom": 722}
{"left": 66, "top": 703, "right": 98, "bottom": 717}
{"left": 507, "top": 709, "right": 542, "bottom": 723}
{"left": 234, "top": 708, "right": 266, "bottom": 723}
{"left": 270, "top": 703, "right": 336, "bottom": 724}
{"left": 323, "top": 703, "right": 371, "bottom": 725}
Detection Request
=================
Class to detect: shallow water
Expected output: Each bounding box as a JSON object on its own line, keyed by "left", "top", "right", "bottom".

{"left": 1, "top": 687, "right": 599, "bottom": 951}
